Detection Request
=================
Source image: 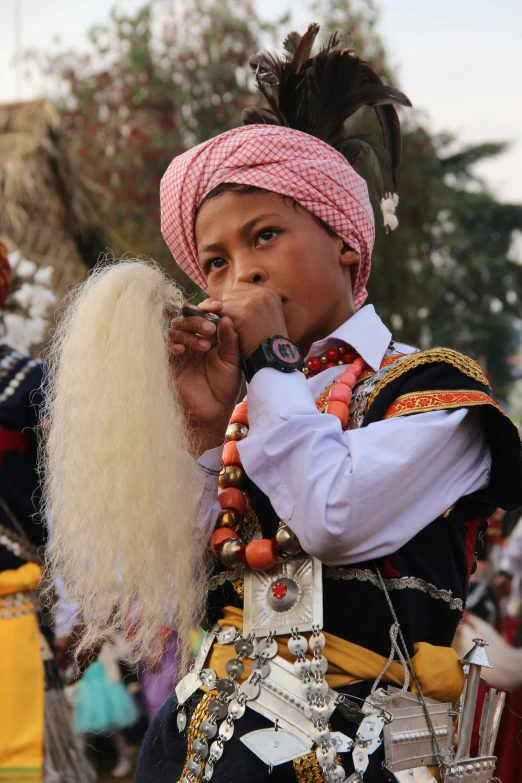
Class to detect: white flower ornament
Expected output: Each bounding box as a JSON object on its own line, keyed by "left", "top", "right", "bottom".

{"left": 380, "top": 193, "right": 400, "bottom": 231}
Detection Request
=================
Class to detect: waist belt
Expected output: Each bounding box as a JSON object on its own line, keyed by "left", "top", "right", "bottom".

{"left": 207, "top": 605, "right": 464, "bottom": 704}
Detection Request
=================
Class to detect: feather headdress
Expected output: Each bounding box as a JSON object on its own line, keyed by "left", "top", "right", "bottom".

{"left": 242, "top": 23, "right": 412, "bottom": 229}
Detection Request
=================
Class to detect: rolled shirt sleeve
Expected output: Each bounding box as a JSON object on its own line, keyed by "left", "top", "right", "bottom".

{"left": 237, "top": 368, "right": 492, "bottom": 566}
{"left": 196, "top": 445, "right": 224, "bottom": 540}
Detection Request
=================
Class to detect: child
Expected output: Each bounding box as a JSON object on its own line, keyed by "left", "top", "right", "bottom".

{"left": 43, "top": 25, "right": 522, "bottom": 783}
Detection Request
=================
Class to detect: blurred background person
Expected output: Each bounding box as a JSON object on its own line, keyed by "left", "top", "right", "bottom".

{"left": 0, "top": 240, "right": 94, "bottom": 783}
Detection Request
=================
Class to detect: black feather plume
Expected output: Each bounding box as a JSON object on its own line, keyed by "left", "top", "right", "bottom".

{"left": 243, "top": 23, "right": 412, "bottom": 199}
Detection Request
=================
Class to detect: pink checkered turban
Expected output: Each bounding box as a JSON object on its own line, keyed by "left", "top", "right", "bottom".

{"left": 160, "top": 125, "right": 375, "bottom": 308}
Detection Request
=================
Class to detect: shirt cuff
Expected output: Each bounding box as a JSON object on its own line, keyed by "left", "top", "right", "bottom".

{"left": 198, "top": 445, "right": 223, "bottom": 474}
{"left": 246, "top": 368, "right": 317, "bottom": 431}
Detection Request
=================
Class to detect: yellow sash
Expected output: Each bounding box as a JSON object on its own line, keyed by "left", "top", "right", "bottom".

{"left": 0, "top": 563, "right": 44, "bottom": 782}
{"left": 207, "top": 605, "right": 464, "bottom": 704}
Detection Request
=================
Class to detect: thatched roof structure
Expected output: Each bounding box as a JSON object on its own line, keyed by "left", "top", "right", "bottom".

{"left": 0, "top": 99, "right": 106, "bottom": 304}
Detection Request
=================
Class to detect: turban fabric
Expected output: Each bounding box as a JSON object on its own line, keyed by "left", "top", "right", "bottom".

{"left": 160, "top": 125, "right": 375, "bottom": 308}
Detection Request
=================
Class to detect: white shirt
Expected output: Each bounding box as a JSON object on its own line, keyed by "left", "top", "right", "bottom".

{"left": 198, "top": 305, "right": 491, "bottom": 566}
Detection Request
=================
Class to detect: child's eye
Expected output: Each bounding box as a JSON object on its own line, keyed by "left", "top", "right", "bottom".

{"left": 256, "top": 228, "right": 279, "bottom": 246}
{"left": 206, "top": 257, "right": 227, "bottom": 273}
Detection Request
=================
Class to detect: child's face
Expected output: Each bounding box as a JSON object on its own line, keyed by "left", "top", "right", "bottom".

{"left": 194, "top": 190, "right": 359, "bottom": 353}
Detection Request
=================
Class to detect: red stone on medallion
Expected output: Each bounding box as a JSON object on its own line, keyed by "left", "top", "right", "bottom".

{"left": 272, "top": 581, "right": 288, "bottom": 599}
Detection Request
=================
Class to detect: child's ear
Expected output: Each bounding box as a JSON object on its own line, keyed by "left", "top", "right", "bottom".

{"left": 340, "top": 242, "right": 360, "bottom": 267}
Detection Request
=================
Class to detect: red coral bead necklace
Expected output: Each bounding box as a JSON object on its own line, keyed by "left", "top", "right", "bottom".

{"left": 210, "top": 345, "right": 368, "bottom": 570}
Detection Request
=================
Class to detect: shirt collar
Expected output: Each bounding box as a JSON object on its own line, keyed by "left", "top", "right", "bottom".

{"left": 305, "top": 305, "right": 392, "bottom": 372}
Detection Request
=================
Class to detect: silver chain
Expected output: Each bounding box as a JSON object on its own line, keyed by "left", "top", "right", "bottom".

{"left": 373, "top": 564, "right": 448, "bottom": 768}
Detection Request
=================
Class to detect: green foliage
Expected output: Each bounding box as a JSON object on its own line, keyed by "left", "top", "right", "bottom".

{"left": 30, "top": 0, "right": 273, "bottom": 293}
{"left": 30, "top": 0, "right": 521, "bottom": 397}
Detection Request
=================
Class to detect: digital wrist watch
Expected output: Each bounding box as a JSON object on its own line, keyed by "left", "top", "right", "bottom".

{"left": 241, "top": 335, "right": 304, "bottom": 383}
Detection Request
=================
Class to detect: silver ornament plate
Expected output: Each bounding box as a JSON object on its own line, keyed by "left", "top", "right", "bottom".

{"left": 246, "top": 654, "right": 336, "bottom": 748}
{"left": 175, "top": 624, "right": 219, "bottom": 705}
{"left": 243, "top": 556, "right": 323, "bottom": 637}
{"left": 241, "top": 728, "right": 310, "bottom": 766}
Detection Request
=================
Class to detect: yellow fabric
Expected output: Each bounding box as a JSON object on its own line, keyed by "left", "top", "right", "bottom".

{"left": 0, "top": 564, "right": 44, "bottom": 781}
{"left": 207, "top": 605, "right": 464, "bottom": 704}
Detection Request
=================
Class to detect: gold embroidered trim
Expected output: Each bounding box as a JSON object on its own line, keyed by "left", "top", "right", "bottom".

{"left": 366, "top": 348, "right": 490, "bottom": 411}
{"left": 383, "top": 389, "right": 499, "bottom": 419}
{"left": 293, "top": 751, "right": 325, "bottom": 781}
{"left": 293, "top": 740, "right": 342, "bottom": 781}
{"left": 241, "top": 491, "right": 262, "bottom": 539}
{"left": 177, "top": 692, "right": 213, "bottom": 783}
{"left": 231, "top": 578, "right": 244, "bottom": 600}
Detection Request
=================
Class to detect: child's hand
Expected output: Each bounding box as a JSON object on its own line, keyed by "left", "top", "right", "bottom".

{"left": 221, "top": 282, "right": 288, "bottom": 359}
{"left": 167, "top": 300, "right": 242, "bottom": 452}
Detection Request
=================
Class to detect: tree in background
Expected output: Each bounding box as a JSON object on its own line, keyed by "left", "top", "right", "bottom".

{"left": 30, "top": 0, "right": 522, "bottom": 399}
{"left": 30, "top": 0, "right": 274, "bottom": 293}
{"left": 312, "top": 0, "right": 522, "bottom": 399}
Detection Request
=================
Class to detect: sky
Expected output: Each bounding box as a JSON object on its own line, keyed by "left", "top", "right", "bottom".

{"left": 1, "top": 0, "right": 521, "bottom": 203}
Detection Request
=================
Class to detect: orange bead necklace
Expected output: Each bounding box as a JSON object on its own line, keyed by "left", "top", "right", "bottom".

{"left": 211, "top": 352, "right": 368, "bottom": 570}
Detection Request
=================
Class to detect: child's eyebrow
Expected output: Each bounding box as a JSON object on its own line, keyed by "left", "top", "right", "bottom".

{"left": 198, "top": 213, "right": 281, "bottom": 255}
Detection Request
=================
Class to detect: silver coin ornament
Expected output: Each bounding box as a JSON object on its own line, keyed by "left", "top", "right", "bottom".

{"left": 216, "top": 678, "right": 236, "bottom": 697}
{"left": 225, "top": 658, "right": 244, "bottom": 677}
{"left": 293, "top": 658, "right": 311, "bottom": 677}
{"left": 256, "top": 636, "right": 278, "bottom": 659}
{"left": 326, "top": 763, "right": 347, "bottom": 782}
{"left": 311, "top": 726, "right": 331, "bottom": 745}
{"left": 187, "top": 758, "right": 201, "bottom": 776}
{"left": 200, "top": 720, "right": 217, "bottom": 739}
{"left": 309, "top": 632, "right": 326, "bottom": 653}
{"left": 237, "top": 679, "right": 260, "bottom": 702}
{"left": 227, "top": 699, "right": 246, "bottom": 720}
{"left": 217, "top": 720, "right": 235, "bottom": 742}
{"left": 311, "top": 655, "right": 328, "bottom": 676}
{"left": 177, "top": 711, "right": 187, "bottom": 732}
{"left": 316, "top": 744, "right": 336, "bottom": 767}
{"left": 311, "top": 678, "right": 329, "bottom": 698}
{"left": 192, "top": 737, "right": 209, "bottom": 759}
{"left": 288, "top": 635, "right": 308, "bottom": 656}
{"left": 208, "top": 699, "right": 228, "bottom": 720}
{"left": 250, "top": 659, "right": 270, "bottom": 678}
{"left": 209, "top": 741, "right": 224, "bottom": 761}
{"left": 235, "top": 637, "right": 254, "bottom": 657}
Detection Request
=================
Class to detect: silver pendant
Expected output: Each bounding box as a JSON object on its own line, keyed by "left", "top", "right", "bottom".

{"left": 241, "top": 727, "right": 310, "bottom": 766}
{"left": 243, "top": 556, "right": 323, "bottom": 637}
{"left": 246, "top": 654, "right": 336, "bottom": 748}
{"left": 175, "top": 670, "right": 202, "bottom": 706}
{"left": 216, "top": 626, "right": 237, "bottom": 644}
{"left": 175, "top": 625, "right": 219, "bottom": 705}
{"left": 330, "top": 732, "right": 354, "bottom": 753}
{"left": 176, "top": 711, "right": 187, "bottom": 732}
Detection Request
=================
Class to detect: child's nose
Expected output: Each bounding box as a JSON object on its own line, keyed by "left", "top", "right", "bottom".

{"left": 234, "top": 260, "right": 269, "bottom": 286}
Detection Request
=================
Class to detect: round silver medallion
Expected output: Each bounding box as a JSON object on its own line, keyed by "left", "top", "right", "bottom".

{"left": 266, "top": 577, "right": 300, "bottom": 612}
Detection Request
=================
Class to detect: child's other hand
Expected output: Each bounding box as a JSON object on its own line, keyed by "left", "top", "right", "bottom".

{"left": 167, "top": 300, "right": 242, "bottom": 452}
{"left": 221, "top": 282, "right": 288, "bottom": 359}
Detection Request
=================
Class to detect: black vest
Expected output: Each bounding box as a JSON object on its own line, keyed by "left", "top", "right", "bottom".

{"left": 205, "top": 348, "right": 522, "bottom": 658}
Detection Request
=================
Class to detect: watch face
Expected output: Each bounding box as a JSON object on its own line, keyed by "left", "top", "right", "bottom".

{"left": 271, "top": 337, "right": 301, "bottom": 364}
